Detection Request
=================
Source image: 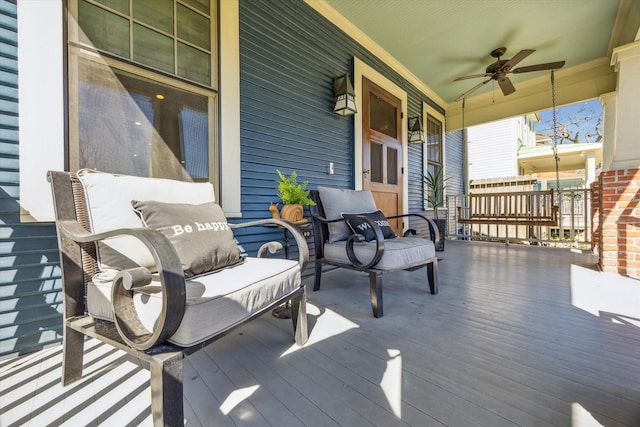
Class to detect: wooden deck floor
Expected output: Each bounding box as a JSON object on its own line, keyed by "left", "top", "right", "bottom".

{"left": 2, "top": 241, "right": 640, "bottom": 426}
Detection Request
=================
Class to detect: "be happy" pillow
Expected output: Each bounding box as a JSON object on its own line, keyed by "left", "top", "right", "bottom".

{"left": 132, "top": 200, "right": 243, "bottom": 277}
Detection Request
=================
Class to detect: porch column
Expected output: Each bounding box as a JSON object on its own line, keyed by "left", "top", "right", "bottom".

{"left": 584, "top": 152, "right": 596, "bottom": 187}
{"left": 608, "top": 40, "right": 640, "bottom": 171}
{"left": 594, "top": 40, "right": 640, "bottom": 279}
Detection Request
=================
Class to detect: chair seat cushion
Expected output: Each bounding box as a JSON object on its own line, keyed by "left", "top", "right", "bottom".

{"left": 87, "top": 257, "right": 301, "bottom": 347}
{"left": 323, "top": 237, "right": 435, "bottom": 270}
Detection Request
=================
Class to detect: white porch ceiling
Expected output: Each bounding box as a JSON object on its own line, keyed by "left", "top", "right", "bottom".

{"left": 314, "top": 0, "right": 640, "bottom": 129}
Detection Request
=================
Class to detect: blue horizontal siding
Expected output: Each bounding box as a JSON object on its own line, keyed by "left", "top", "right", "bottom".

{"left": 0, "top": 0, "right": 62, "bottom": 360}
{"left": 237, "top": 0, "right": 446, "bottom": 257}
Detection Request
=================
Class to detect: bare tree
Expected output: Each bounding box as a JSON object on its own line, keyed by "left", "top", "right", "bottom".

{"left": 537, "top": 102, "right": 603, "bottom": 144}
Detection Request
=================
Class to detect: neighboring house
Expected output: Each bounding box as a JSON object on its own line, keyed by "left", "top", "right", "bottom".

{"left": 467, "top": 114, "right": 539, "bottom": 181}
{"left": 518, "top": 141, "right": 602, "bottom": 190}
{"left": 465, "top": 114, "right": 602, "bottom": 190}
{"left": 2, "top": 0, "right": 460, "bottom": 359}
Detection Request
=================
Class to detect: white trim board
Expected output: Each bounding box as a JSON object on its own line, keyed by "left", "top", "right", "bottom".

{"left": 354, "top": 57, "right": 409, "bottom": 217}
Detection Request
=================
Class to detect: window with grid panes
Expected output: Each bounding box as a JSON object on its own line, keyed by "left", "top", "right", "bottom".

{"left": 426, "top": 114, "right": 443, "bottom": 207}
{"left": 67, "top": 0, "right": 218, "bottom": 185}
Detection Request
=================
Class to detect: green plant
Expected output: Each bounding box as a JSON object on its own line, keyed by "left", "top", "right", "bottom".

{"left": 276, "top": 169, "right": 315, "bottom": 206}
{"left": 424, "top": 168, "right": 449, "bottom": 219}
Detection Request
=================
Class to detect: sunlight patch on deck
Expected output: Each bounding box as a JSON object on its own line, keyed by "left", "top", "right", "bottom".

{"left": 380, "top": 349, "right": 402, "bottom": 418}
{"left": 570, "top": 264, "right": 640, "bottom": 322}
{"left": 220, "top": 385, "right": 260, "bottom": 415}
{"left": 572, "top": 402, "right": 604, "bottom": 426}
{"left": 280, "top": 303, "right": 359, "bottom": 357}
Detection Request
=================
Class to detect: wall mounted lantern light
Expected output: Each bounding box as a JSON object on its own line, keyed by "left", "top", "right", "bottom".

{"left": 408, "top": 116, "right": 426, "bottom": 143}
{"left": 333, "top": 74, "right": 357, "bottom": 116}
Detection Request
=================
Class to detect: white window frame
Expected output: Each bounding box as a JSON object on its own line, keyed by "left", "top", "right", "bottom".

{"left": 422, "top": 101, "right": 445, "bottom": 211}
{"left": 17, "top": 0, "right": 241, "bottom": 221}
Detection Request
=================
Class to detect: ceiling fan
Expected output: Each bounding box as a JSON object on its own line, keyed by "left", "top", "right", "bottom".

{"left": 453, "top": 47, "right": 565, "bottom": 101}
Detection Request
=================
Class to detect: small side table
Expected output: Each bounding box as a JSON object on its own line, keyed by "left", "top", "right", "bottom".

{"left": 265, "top": 221, "right": 312, "bottom": 319}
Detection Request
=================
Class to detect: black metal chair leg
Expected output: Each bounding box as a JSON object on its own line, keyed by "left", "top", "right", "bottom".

{"left": 313, "top": 260, "right": 323, "bottom": 291}
{"left": 369, "top": 272, "right": 383, "bottom": 318}
{"left": 427, "top": 259, "right": 438, "bottom": 295}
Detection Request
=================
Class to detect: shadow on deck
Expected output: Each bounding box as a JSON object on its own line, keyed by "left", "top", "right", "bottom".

{"left": 2, "top": 241, "right": 639, "bottom": 426}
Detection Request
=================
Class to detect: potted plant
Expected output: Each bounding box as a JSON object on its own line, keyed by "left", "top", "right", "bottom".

{"left": 424, "top": 168, "right": 448, "bottom": 251}
{"left": 272, "top": 169, "right": 315, "bottom": 224}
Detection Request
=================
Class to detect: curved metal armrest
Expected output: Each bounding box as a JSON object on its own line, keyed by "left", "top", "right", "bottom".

{"left": 56, "top": 220, "right": 186, "bottom": 351}
{"left": 229, "top": 218, "right": 309, "bottom": 270}
{"left": 386, "top": 213, "right": 440, "bottom": 244}
{"left": 344, "top": 214, "right": 385, "bottom": 269}
{"left": 309, "top": 211, "right": 348, "bottom": 225}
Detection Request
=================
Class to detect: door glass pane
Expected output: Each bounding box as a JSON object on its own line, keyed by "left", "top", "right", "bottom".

{"left": 178, "top": 42, "right": 211, "bottom": 85}
{"left": 133, "top": 0, "right": 174, "bottom": 34}
{"left": 387, "top": 147, "right": 397, "bottom": 185}
{"left": 371, "top": 142, "right": 383, "bottom": 183}
{"left": 76, "top": 57, "right": 209, "bottom": 181}
{"left": 182, "top": 0, "right": 210, "bottom": 14}
{"left": 133, "top": 23, "right": 174, "bottom": 73}
{"left": 369, "top": 94, "right": 397, "bottom": 138}
{"left": 94, "top": 0, "right": 129, "bottom": 15}
{"left": 177, "top": 4, "right": 211, "bottom": 50}
{"left": 78, "top": 0, "right": 130, "bottom": 57}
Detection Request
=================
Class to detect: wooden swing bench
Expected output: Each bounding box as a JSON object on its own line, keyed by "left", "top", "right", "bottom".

{"left": 457, "top": 189, "right": 558, "bottom": 227}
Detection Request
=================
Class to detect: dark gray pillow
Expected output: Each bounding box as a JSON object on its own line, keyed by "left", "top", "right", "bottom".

{"left": 342, "top": 210, "right": 397, "bottom": 242}
{"left": 317, "top": 186, "right": 378, "bottom": 243}
{"left": 132, "top": 200, "right": 243, "bottom": 278}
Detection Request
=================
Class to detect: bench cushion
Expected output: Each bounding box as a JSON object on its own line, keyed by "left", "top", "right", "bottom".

{"left": 88, "top": 257, "right": 301, "bottom": 346}
{"left": 323, "top": 237, "right": 435, "bottom": 271}
{"left": 77, "top": 169, "right": 216, "bottom": 271}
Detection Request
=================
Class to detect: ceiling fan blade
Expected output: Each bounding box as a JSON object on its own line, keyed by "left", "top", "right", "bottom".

{"left": 453, "top": 73, "right": 492, "bottom": 82}
{"left": 454, "top": 78, "right": 491, "bottom": 102}
{"left": 498, "top": 76, "right": 516, "bottom": 96}
{"left": 503, "top": 49, "right": 535, "bottom": 69}
{"left": 512, "top": 61, "right": 566, "bottom": 74}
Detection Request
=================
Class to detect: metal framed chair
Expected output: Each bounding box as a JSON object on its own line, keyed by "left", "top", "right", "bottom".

{"left": 48, "top": 170, "right": 308, "bottom": 426}
{"left": 309, "top": 187, "right": 439, "bottom": 318}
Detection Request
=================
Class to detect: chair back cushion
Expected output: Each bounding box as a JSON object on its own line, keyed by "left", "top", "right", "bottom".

{"left": 77, "top": 169, "right": 215, "bottom": 271}
{"left": 317, "top": 186, "right": 377, "bottom": 243}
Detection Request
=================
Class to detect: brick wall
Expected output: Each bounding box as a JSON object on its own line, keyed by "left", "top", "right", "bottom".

{"left": 590, "top": 179, "right": 600, "bottom": 255}
{"left": 594, "top": 168, "right": 640, "bottom": 278}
